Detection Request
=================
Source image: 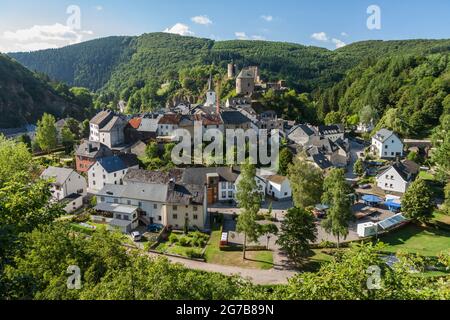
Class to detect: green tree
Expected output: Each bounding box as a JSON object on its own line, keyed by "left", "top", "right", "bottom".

{"left": 81, "top": 119, "right": 90, "bottom": 139}
{"left": 276, "top": 208, "right": 317, "bottom": 266}
{"left": 17, "top": 134, "right": 32, "bottom": 151}
{"left": 258, "top": 223, "right": 279, "bottom": 250}
{"left": 402, "top": 179, "right": 435, "bottom": 223}
{"left": 145, "top": 141, "right": 159, "bottom": 159}
{"left": 61, "top": 125, "right": 75, "bottom": 154}
{"left": 0, "top": 136, "right": 34, "bottom": 183}
{"left": 35, "top": 113, "right": 58, "bottom": 152}
{"left": 288, "top": 157, "right": 323, "bottom": 208}
{"left": 321, "top": 169, "right": 353, "bottom": 248}
{"left": 278, "top": 147, "right": 293, "bottom": 176}
{"left": 353, "top": 158, "right": 365, "bottom": 177}
{"left": 236, "top": 161, "right": 261, "bottom": 260}
{"left": 324, "top": 111, "right": 342, "bottom": 125}
{"left": 431, "top": 114, "right": 450, "bottom": 179}
{"left": 359, "top": 105, "right": 378, "bottom": 125}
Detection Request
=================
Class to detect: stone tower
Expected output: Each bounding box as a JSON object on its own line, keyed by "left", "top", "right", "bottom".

{"left": 227, "top": 63, "right": 236, "bottom": 79}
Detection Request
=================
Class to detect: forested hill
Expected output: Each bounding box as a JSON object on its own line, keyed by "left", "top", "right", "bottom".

{"left": 9, "top": 36, "right": 134, "bottom": 91}
{"left": 9, "top": 33, "right": 342, "bottom": 93}
{"left": 9, "top": 33, "right": 450, "bottom": 94}
{"left": 0, "top": 54, "right": 94, "bottom": 128}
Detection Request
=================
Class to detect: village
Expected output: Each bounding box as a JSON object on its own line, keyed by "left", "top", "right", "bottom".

{"left": 2, "top": 63, "right": 446, "bottom": 283}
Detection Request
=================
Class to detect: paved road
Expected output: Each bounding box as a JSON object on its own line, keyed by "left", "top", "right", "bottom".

{"left": 346, "top": 139, "right": 365, "bottom": 182}
{"left": 145, "top": 251, "right": 298, "bottom": 285}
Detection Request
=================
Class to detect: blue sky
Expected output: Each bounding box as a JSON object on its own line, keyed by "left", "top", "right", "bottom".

{"left": 1, "top": 0, "right": 450, "bottom": 52}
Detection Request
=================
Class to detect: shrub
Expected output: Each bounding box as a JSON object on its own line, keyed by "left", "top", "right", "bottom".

{"left": 179, "top": 236, "right": 191, "bottom": 247}
{"left": 71, "top": 212, "right": 90, "bottom": 223}
{"left": 186, "top": 248, "right": 203, "bottom": 259}
{"left": 169, "top": 233, "right": 179, "bottom": 244}
{"left": 318, "top": 240, "right": 336, "bottom": 249}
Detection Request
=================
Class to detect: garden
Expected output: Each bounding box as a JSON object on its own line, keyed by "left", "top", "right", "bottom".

{"left": 155, "top": 230, "right": 210, "bottom": 259}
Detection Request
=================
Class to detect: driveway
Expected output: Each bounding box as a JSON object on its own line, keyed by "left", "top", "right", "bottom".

{"left": 346, "top": 139, "right": 365, "bottom": 182}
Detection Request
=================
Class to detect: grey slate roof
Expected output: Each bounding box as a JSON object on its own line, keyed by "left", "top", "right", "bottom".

{"left": 97, "top": 154, "right": 138, "bottom": 173}
{"left": 90, "top": 110, "right": 113, "bottom": 126}
{"left": 289, "top": 124, "right": 316, "bottom": 137}
{"left": 182, "top": 167, "right": 240, "bottom": 185}
{"left": 373, "top": 129, "right": 394, "bottom": 143}
{"left": 221, "top": 111, "right": 251, "bottom": 125}
{"left": 310, "top": 154, "right": 333, "bottom": 170}
{"left": 166, "top": 183, "right": 204, "bottom": 205}
{"left": 41, "top": 167, "right": 75, "bottom": 186}
{"left": 124, "top": 168, "right": 183, "bottom": 185}
{"left": 75, "top": 140, "right": 113, "bottom": 158}
{"left": 318, "top": 125, "right": 344, "bottom": 136}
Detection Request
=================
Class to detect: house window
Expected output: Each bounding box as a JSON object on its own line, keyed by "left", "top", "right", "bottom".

{"left": 113, "top": 199, "right": 118, "bottom": 204}
{"left": 193, "top": 206, "right": 198, "bottom": 212}
{"left": 173, "top": 214, "right": 178, "bottom": 219}
{"left": 228, "top": 191, "right": 233, "bottom": 198}
{"left": 221, "top": 182, "right": 227, "bottom": 189}
{"left": 103, "top": 175, "right": 106, "bottom": 179}
{"left": 193, "top": 215, "right": 198, "bottom": 220}
{"left": 390, "top": 184, "right": 393, "bottom": 188}
{"left": 173, "top": 206, "right": 177, "bottom": 211}
{"left": 153, "top": 204, "right": 158, "bottom": 209}
{"left": 93, "top": 181, "right": 96, "bottom": 186}
{"left": 127, "top": 200, "right": 131, "bottom": 205}
{"left": 138, "top": 202, "right": 142, "bottom": 208}
{"left": 114, "top": 173, "right": 117, "bottom": 177}
{"left": 158, "top": 216, "right": 162, "bottom": 221}
{"left": 391, "top": 152, "right": 394, "bottom": 156}
{"left": 222, "top": 192, "right": 227, "bottom": 198}
{"left": 100, "top": 197, "right": 105, "bottom": 202}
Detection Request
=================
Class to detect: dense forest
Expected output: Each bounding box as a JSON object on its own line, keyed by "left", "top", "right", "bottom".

{"left": 0, "top": 54, "right": 95, "bottom": 128}
{"left": 315, "top": 53, "right": 450, "bottom": 137}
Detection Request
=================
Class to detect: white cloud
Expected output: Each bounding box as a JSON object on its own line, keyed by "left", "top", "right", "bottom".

{"left": 95, "top": 5, "right": 103, "bottom": 11}
{"left": 191, "top": 15, "right": 212, "bottom": 25}
{"left": 341, "top": 32, "right": 348, "bottom": 37}
{"left": 261, "top": 15, "right": 273, "bottom": 22}
{"left": 164, "top": 23, "right": 194, "bottom": 36}
{"left": 252, "top": 35, "right": 266, "bottom": 41}
{"left": 1, "top": 23, "right": 94, "bottom": 52}
{"left": 332, "top": 38, "right": 346, "bottom": 49}
{"left": 311, "top": 32, "right": 328, "bottom": 42}
{"left": 235, "top": 32, "right": 248, "bottom": 40}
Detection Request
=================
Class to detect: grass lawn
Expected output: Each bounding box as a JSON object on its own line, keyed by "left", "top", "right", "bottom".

{"left": 418, "top": 171, "right": 435, "bottom": 181}
{"left": 433, "top": 212, "right": 450, "bottom": 226}
{"left": 378, "top": 224, "right": 450, "bottom": 257}
{"left": 204, "top": 228, "right": 274, "bottom": 270}
{"left": 301, "top": 249, "right": 336, "bottom": 272}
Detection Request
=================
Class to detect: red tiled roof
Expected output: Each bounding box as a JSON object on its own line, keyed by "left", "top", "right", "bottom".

{"left": 129, "top": 118, "right": 142, "bottom": 129}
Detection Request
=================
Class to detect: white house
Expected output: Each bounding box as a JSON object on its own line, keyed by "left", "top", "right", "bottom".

{"left": 62, "top": 194, "right": 84, "bottom": 214}
{"left": 41, "top": 167, "right": 87, "bottom": 201}
{"left": 94, "top": 202, "right": 139, "bottom": 233}
{"left": 264, "top": 175, "right": 292, "bottom": 200}
{"left": 376, "top": 160, "right": 419, "bottom": 194}
{"left": 372, "top": 129, "right": 404, "bottom": 159}
{"left": 89, "top": 110, "right": 127, "bottom": 149}
{"left": 158, "top": 114, "right": 181, "bottom": 137}
{"left": 88, "top": 154, "right": 139, "bottom": 193}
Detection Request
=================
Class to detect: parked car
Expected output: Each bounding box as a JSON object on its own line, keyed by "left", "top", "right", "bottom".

{"left": 359, "top": 184, "right": 371, "bottom": 190}
{"left": 147, "top": 224, "right": 164, "bottom": 233}
{"left": 131, "top": 231, "right": 142, "bottom": 242}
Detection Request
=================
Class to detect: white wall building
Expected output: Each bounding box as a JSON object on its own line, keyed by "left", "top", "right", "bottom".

{"left": 41, "top": 167, "right": 87, "bottom": 201}
{"left": 265, "top": 175, "right": 292, "bottom": 200}
{"left": 372, "top": 129, "right": 404, "bottom": 159}
{"left": 88, "top": 155, "right": 139, "bottom": 194}
{"left": 376, "top": 161, "right": 419, "bottom": 194}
